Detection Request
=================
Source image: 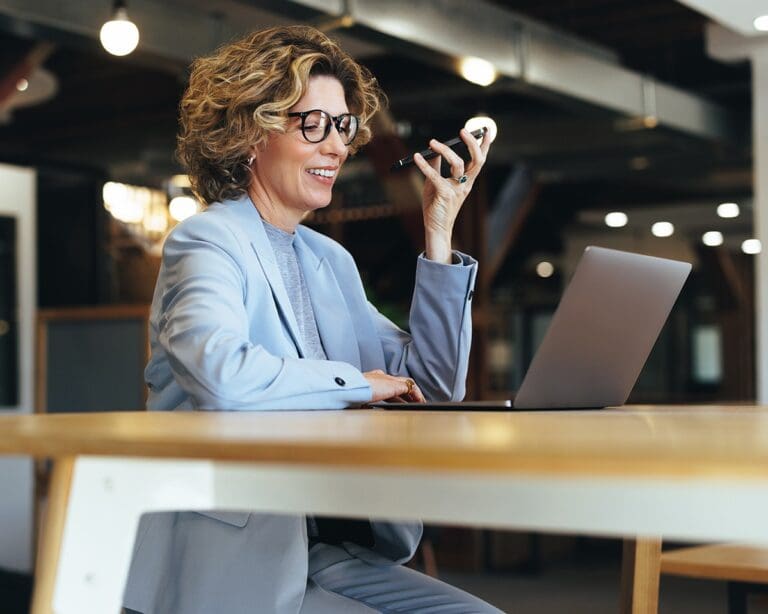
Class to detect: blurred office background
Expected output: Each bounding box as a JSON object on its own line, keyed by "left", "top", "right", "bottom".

{"left": 1, "top": 0, "right": 767, "bottom": 612}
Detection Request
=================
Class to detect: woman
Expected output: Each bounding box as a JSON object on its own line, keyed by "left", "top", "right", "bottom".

{"left": 123, "top": 25, "right": 500, "bottom": 614}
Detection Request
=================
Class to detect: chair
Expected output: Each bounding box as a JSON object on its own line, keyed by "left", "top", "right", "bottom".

{"left": 621, "top": 539, "right": 768, "bottom": 614}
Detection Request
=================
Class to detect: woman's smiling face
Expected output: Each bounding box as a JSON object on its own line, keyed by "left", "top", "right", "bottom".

{"left": 249, "top": 75, "right": 351, "bottom": 230}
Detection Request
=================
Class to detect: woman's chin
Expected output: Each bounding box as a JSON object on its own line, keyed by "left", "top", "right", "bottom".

{"left": 308, "top": 198, "right": 333, "bottom": 212}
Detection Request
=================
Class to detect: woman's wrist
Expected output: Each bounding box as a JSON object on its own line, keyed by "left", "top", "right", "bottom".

{"left": 424, "top": 231, "right": 453, "bottom": 264}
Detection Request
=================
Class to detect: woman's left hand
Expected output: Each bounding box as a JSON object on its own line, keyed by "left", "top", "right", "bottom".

{"left": 412, "top": 128, "right": 492, "bottom": 263}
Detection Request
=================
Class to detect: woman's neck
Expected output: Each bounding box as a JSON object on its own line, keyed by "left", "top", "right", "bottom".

{"left": 247, "top": 181, "right": 301, "bottom": 234}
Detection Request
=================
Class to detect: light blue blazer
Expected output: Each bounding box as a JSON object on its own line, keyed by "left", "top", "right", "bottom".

{"left": 123, "top": 194, "right": 478, "bottom": 614}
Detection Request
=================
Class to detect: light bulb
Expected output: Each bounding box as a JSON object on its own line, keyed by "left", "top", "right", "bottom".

{"left": 717, "top": 202, "right": 739, "bottom": 219}
{"left": 605, "top": 212, "right": 628, "bottom": 228}
{"left": 464, "top": 116, "right": 498, "bottom": 143}
{"left": 100, "top": 7, "right": 139, "bottom": 56}
{"left": 651, "top": 221, "right": 674, "bottom": 238}
{"left": 742, "top": 239, "right": 761, "bottom": 255}
{"left": 536, "top": 261, "right": 554, "bottom": 278}
{"left": 702, "top": 231, "right": 723, "bottom": 247}
{"left": 458, "top": 57, "right": 497, "bottom": 87}
{"left": 754, "top": 15, "right": 768, "bottom": 31}
{"left": 169, "top": 196, "right": 199, "bottom": 222}
{"left": 144, "top": 212, "right": 168, "bottom": 234}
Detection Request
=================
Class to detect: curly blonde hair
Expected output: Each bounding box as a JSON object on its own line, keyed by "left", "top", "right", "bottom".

{"left": 177, "top": 25, "right": 384, "bottom": 205}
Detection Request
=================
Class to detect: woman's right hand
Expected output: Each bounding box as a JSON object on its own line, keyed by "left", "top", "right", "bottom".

{"left": 363, "top": 370, "right": 426, "bottom": 403}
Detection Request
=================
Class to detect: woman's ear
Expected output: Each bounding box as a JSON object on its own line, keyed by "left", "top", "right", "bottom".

{"left": 246, "top": 144, "right": 259, "bottom": 166}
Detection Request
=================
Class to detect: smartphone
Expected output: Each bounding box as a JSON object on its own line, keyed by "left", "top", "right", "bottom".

{"left": 390, "top": 126, "right": 488, "bottom": 172}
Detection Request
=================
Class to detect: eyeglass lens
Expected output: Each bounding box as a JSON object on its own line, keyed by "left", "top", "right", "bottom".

{"left": 301, "top": 110, "right": 358, "bottom": 145}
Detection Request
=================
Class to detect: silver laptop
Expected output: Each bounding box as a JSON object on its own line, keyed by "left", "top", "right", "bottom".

{"left": 373, "top": 246, "right": 691, "bottom": 411}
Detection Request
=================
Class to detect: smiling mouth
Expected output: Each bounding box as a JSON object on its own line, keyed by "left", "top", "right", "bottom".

{"left": 306, "top": 168, "right": 337, "bottom": 179}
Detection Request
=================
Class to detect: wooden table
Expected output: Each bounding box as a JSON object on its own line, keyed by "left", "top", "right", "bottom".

{"left": 2, "top": 405, "right": 768, "bottom": 614}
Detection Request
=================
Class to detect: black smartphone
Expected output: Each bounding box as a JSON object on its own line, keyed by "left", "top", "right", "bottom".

{"left": 390, "top": 126, "right": 488, "bottom": 172}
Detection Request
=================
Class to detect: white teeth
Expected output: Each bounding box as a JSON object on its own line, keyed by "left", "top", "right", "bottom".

{"left": 307, "top": 168, "right": 335, "bottom": 178}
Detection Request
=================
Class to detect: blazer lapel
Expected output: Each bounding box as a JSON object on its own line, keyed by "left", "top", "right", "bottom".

{"left": 294, "top": 235, "right": 361, "bottom": 368}
{"left": 247, "top": 220, "right": 308, "bottom": 358}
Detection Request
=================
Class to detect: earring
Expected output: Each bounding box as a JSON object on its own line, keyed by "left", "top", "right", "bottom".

{"left": 247, "top": 155, "right": 254, "bottom": 165}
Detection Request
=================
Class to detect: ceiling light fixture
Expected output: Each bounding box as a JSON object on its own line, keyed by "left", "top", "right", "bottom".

{"left": 702, "top": 231, "right": 723, "bottom": 247}
{"left": 169, "top": 196, "right": 200, "bottom": 222}
{"left": 717, "top": 202, "right": 740, "bottom": 218}
{"left": 16, "top": 79, "right": 28, "bottom": 92}
{"left": 169, "top": 174, "right": 192, "bottom": 189}
{"left": 458, "top": 57, "right": 497, "bottom": 87}
{"left": 100, "top": 0, "right": 140, "bottom": 57}
{"left": 464, "top": 115, "right": 498, "bottom": 143}
{"left": 651, "top": 221, "right": 674, "bottom": 238}
{"left": 605, "top": 212, "right": 628, "bottom": 228}
{"left": 536, "top": 261, "right": 554, "bottom": 278}
{"left": 754, "top": 15, "right": 768, "bottom": 31}
{"left": 742, "top": 239, "right": 762, "bottom": 255}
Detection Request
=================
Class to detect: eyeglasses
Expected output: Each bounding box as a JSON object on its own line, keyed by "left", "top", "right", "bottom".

{"left": 287, "top": 109, "right": 359, "bottom": 145}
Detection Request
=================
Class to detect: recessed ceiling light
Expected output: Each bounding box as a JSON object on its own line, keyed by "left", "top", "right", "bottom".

{"left": 742, "top": 239, "right": 762, "bottom": 255}
{"left": 754, "top": 15, "right": 768, "bottom": 31}
{"left": 717, "top": 202, "right": 740, "bottom": 218}
{"left": 536, "top": 261, "right": 554, "bottom": 278}
{"left": 605, "top": 212, "right": 628, "bottom": 228}
{"left": 651, "top": 221, "right": 674, "bottom": 238}
{"left": 702, "top": 231, "right": 723, "bottom": 247}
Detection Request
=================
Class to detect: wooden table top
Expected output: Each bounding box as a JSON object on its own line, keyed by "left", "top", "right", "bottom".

{"left": 2, "top": 406, "right": 768, "bottom": 477}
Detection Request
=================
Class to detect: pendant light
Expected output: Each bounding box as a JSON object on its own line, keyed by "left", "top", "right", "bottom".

{"left": 100, "top": 0, "right": 140, "bottom": 57}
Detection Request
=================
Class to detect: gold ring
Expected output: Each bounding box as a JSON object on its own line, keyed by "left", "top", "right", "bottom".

{"left": 405, "top": 379, "right": 415, "bottom": 394}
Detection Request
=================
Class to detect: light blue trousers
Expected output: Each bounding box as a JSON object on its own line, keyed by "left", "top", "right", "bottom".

{"left": 302, "top": 543, "right": 505, "bottom": 613}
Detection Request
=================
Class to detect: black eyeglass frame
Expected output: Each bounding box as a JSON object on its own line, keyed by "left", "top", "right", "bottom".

{"left": 287, "top": 109, "right": 359, "bottom": 145}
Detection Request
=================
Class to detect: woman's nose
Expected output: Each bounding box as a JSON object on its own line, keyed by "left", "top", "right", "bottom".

{"left": 321, "top": 124, "right": 348, "bottom": 156}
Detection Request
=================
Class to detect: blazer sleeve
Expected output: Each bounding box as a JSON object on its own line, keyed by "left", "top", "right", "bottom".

{"left": 156, "top": 216, "right": 371, "bottom": 410}
{"left": 370, "top": 252, "right": 478, "bottom": 401}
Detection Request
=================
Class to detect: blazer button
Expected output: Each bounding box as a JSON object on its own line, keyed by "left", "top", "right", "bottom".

{"left": 334, "top": 377, "right": 346, "bottom": 387}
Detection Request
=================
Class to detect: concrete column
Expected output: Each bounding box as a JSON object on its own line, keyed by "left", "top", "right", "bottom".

{"left": 755, "top": 50, "right": 768, "bottom": 401}
{"left": 707, "top": 25, "right": 768, "bottom": 402}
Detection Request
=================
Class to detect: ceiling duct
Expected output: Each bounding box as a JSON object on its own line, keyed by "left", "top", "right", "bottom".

{"left": 283, "top": 0, "right": 733, "bottom": 142}
{"left": 0, "top": 0, "right": 734, "bottom": 142}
